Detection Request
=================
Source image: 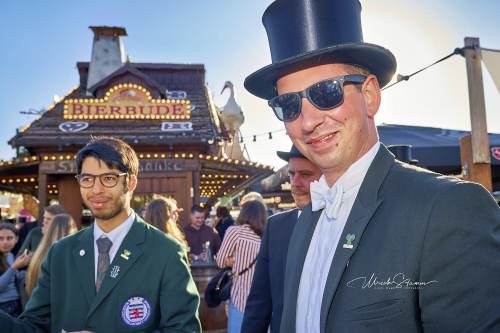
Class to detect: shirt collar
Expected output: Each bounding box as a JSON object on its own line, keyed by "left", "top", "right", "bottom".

{"left": 93, "top": 210, "right": 136, "bottom": 243}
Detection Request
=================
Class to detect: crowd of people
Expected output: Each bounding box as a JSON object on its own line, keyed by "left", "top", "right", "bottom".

{"left": 1, "top": 0, "right": 499, "bottom": 332}
{"left": 0, "top": 137, "right": 317, "bottom": 333}
{"left": 0, "top": 205, "right": 78, "bottom": 317}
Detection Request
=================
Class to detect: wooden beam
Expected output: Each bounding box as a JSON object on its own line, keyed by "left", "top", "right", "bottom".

{"left": 464, "top": 37, "right": 491, "bottom": 163}
{"left": 460, "top": 135, "right": 492, "bottom": 191}
{"left": 462, "top": 37, "right": 493, "bottom": 191}
{"left": 57, "top": 175, "right": 82, "bottom": 228}
{"left": 192, "top": 170, "right": 200, "bottom": 205}
{"left": 37, "top": 173, "right": 47, "bottom": 221}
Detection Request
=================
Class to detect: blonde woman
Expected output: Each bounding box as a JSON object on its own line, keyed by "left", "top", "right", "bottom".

{"left": 25, "top": 214, "right": 77, "bottom": 297}
{"left": 144, "top": 197, "right": 187, "bottom": 248}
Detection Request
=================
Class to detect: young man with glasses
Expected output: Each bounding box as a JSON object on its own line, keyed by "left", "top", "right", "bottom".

{"left": 0, "top": 137, "right": 201, "bottom": 332}
{"left": 244, "top": 0, "right": 500, "bottom": 332}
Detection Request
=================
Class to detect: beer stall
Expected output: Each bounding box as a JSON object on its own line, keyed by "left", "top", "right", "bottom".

{"left": 1, "top": 26, "right": 272, "bottom": 226}
{"left": 0, "top": 26, "right": 273, "bottom": 332}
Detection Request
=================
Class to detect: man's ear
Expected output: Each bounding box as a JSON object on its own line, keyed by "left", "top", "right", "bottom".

{"left": 127, "top": 174, "right": 138, "bottom": 192}
{"left": 362, "top": 74, "right": 381, "bottom": 118}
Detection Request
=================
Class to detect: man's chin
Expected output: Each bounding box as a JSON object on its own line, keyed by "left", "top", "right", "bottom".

{"left": 292, "top": 196, "right": 309, "bottom": 208}
{"left": 92, "top": 208, "right": 123, "bottom": 221}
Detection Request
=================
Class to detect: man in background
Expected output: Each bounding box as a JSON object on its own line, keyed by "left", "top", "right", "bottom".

{"left": 18, "top": 204, "right": 65, "bottom": 254}
{"left": 184, "top": 205, "right": 221, "bottom": 261}
{"left": 242, "top": 145, "right": 321, "bottom": 333}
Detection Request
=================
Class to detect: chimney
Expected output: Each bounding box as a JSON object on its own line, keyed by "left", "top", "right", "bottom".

{"left": 86, "top": 26, "right": 127, "bottom": 94}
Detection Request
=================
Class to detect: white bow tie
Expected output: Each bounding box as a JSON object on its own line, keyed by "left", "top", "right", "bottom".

{"left": 310, "top": 179, "right": 343, "bottom": 220}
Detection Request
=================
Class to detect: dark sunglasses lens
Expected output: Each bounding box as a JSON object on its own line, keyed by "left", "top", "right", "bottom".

{"left": 309, "top": 79, "right": 343, "bottom": 109}
{"left": 270, "top": 93, "right": 301, "bottom": 122}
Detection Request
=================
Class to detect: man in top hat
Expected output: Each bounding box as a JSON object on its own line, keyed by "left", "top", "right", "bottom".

{"left": 244, "top": 0, "right": 500, "bottom": 332}
{"left": 242, "top": 145, "right": 321, "bottom": 333}
{"left": 0, "top": 137, "right": 201, "bottom": 332}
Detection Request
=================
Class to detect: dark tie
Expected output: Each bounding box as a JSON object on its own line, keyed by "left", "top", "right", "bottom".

{"left": 96, "top": 236, "right": 113, "bottom": 292}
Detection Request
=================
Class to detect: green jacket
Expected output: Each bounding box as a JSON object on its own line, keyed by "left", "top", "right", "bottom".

{"left": 0, "top": 217, "right": 201, "bottom": 333}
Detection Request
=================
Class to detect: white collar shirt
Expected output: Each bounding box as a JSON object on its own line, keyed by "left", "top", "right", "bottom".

{"left": 93, "top": 211, "right": 135, "bottom": 282}
{"left": 296, "top": 142, "right": 380, "bottom": 333}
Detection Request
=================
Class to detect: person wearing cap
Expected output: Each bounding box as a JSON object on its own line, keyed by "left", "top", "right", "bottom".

{"left": 244, "top": 0, "right": 500, "bottom": 332}
{"left": 242, "top": 145, "right": 321, "bottom": 333}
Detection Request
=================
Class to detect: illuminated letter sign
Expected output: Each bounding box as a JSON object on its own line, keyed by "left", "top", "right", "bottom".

{"left": 63, "top": 84, "right": 192, "bottom": 120}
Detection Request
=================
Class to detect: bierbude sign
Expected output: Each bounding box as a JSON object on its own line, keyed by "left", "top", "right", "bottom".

{"left": 63, "top": 84, "right": 192, "bottom": 120}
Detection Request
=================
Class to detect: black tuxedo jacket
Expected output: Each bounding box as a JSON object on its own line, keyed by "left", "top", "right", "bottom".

{"left": 279, "top": 145, "right": 500, "bottom": 333}
{"left": 241, "top": 208, "right": 300, "bottom": 333}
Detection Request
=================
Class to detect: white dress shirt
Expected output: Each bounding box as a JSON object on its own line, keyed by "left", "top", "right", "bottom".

{"left": 296, "top": 142, "right": 380, "bottom": 333}
{"left": 93, "top": 211, "right": 135, "bottom": 282}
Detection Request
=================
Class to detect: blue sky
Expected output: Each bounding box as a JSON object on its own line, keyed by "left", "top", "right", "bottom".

{"left": 1, "top": 0, "right": 499, "bottom": 168}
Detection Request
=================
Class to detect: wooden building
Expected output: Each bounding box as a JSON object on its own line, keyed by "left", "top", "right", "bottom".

{"left": 0, "top": 26, "right": 273, "bottom": 226}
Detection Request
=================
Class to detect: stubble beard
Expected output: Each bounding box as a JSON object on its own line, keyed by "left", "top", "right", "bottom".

{"left": 89, "top": 193, "right": 128, "bottom": 221}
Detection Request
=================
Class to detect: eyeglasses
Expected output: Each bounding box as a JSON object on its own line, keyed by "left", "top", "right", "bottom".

{"left": 75, "top": 173, "right": 127, "bottom": 188}
{"left": 268, "top": 74, "right": 367, "bottom": 122}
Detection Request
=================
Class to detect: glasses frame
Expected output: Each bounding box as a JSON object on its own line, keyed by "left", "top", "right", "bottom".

{"left": 75, "top": 172, "right": 128, "bottom": 189}
{"left": 268, "top": 74, "right": 367, "bottom": 122}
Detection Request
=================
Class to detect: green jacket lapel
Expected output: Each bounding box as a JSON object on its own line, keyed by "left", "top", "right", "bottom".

{"left": 87, "top": 217, "right": 146, "bottom": 318}
{"left": 319, "top": 145, "right": 395, "bottom": 333}
{"left": 280, "top": 205, "right": 323, "bottom": 333}
{"left": 72, "top": 227, "right": 96, "bottom": 306}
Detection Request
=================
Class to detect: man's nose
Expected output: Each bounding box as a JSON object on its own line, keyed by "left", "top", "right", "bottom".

{"left": 300, "top": 98, "right": 324, "bottom": 133}
{"left": 91, "top": 178, "right": 105, "bottom": 193}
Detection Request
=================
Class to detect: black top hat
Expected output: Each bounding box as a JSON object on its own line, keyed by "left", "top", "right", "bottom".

{"left": 277, "top": 145, "right": 306, "bottom": 162}
{"left": 245, "top": 0, "right": 397, "bottom": 100}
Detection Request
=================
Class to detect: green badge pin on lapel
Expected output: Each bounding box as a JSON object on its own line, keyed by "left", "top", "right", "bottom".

{"left": 343, "top": 234, "right": 356, "bottom": 249}
{"left": 120, "top": 249, "right": 131, "bottom": 260}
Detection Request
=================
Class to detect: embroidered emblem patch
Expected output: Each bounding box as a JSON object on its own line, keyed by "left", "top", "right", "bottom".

{"left": 110, "top": 265, "right": 120, "bottom": 278}
{"left": 121, "top": 296, "right": 151, "bottom": 326}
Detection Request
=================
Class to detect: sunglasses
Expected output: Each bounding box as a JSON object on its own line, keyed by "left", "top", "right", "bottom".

{"left": 268, "top": 74, "right": 367, "bottom": 122}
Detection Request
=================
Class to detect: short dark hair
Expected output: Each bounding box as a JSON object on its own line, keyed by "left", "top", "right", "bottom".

{"left": 216, "top": 206, "right": 230, "bottom": 218}
{"left": 76, "top": 136, "right": 139, "bottom": 176}
{"left": 44, "top": 204, "right": 66, "bottom": 216}
{"left": 190, "top": 205, "right": 205, "bottom": 214}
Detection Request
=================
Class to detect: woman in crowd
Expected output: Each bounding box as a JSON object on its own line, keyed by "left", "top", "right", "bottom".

{"left": 144, "top": 196, "right": 187, "bottom": 248}
{"left": 215, "top": 206, "right": 234, "bottom": 241}
{"left": 216, "top": 200, "right": 267, "bottom": 333}
{"left": 0, "top": 223, "right": 31, "bottom": 316}
{"left": 25, "top": 214, "right": 77, "bottom": 297}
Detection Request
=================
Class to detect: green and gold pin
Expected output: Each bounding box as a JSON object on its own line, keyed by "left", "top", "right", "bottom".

{"left": 343, "top": 234, "right": 356, "bottom": 249}
{"left": 120, "top": 249, "right": 131, "bottom": 260}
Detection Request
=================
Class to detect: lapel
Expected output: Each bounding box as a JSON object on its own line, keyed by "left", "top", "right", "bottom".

{"left": 86, "top": 217, "right": 146, "bottom": 319}
{"left": 280, "top": 205, "right": 323, "bottom": 333}
{"left": 319, "top": 145, "right": 395, "bottom": 332}
{"left": 72, "top": 227, "right": 96, "bottom": 307}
